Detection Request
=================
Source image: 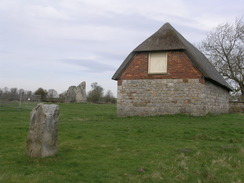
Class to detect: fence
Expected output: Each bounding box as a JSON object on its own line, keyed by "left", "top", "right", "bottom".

{"left": 0, "top": 95, "right": 41, "bottom": 111}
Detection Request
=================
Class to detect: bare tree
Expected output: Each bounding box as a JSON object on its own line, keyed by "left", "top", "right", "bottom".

{"left": 47, "top": 89, "right": 59, "bottom": 98}
{"left": 87, "top": 82, "right": 104, "bottom": 103}
{"left": 10, "top": 88, "right": 18, "bottom": 100}
{"left": 3, "top": 87, "right": 9, "bottom": 94}
{"left": 104, "top": 90, "right": 116, "bottom": 103}
{"left": 199, "top": 17, "right": 244, "bottom": 100}
{"left": 26, "top": 90, "right": 33, "bottom": 98}
{"left": 10, "top": 88, "right": 18, "bottom": 95}
{"left": 18, "top": 89, "right": 25, "bottom": 96}
{"left": 34, "top": 88, "right": 47, "bottom": 101}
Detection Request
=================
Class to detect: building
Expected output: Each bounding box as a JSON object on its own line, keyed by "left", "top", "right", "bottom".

{"left": 112, "top": 23, "right": 232, "bottom": 116}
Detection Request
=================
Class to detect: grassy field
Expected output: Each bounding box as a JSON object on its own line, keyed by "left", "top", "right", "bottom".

{"left": 0, "top": 100, "right": 39, "bottom": 111}
{"left": 0, "top": 103, "right": 243, "bottom": 183}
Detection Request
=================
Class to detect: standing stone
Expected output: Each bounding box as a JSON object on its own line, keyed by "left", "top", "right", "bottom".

{"left": 65, "top": 86, "right": 77, "bottom": 103}
{"left": 27, "top": 103, "right": 59, "bottom": 158}
{"left": 76, "top": 81, "right": 86, "bottom": 102}
{"left": 64, "top": 81, "right": 87, "bottom": 103}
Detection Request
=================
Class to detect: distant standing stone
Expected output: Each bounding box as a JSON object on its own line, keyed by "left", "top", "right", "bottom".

{"left": 65, "top": 86, "right": 77, "bottom": 103}
{"left": 76, "top": 81, "right": 86, "bottom": 102}
{"left": 64, "top": 81, "right": 87, "bottom": 103}
{"left": 27, "top": 103, "right": 59, "bottom": 158}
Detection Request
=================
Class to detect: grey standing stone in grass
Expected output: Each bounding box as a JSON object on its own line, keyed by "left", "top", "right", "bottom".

{"left": 76, "top": 81, "right": 86, "bottom": 102}
{"left": 27, "top": 103, "right": 59, "bottom": 158}
{"left": 65, "top": 86, "right": 77, "bottom": 103}
{"left": 64, "top": 81, "right": 87, "bottom": 103}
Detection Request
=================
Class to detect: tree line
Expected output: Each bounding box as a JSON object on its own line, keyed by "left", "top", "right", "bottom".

{"left": 0, "top": 82, "right": 116, "bottom": 104}
{"left": 0, "top": 87, "right": 34, "bottom": 101}
{"left": 86, "top": 82, "right": 116, "bottom": 104}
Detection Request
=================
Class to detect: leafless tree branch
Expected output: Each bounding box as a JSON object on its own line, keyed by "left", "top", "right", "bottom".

{"left": 199, "top": 17, "right": 244, "bottom": 100}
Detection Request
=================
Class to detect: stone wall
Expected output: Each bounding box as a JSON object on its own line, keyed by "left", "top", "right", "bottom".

{"left": 117, "top": 79, "right": 229, "bottom": 117}
{"left": 229, "top": 102, "right": 244, "bottom": 113}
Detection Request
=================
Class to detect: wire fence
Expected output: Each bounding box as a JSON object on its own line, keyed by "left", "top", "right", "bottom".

{"left": 0, "top": 95, "right": 41, "bottom": 111}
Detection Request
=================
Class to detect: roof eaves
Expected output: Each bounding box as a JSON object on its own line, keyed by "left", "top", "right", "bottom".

{"left": 205, "top": 78, "right": 233, "bottom": 91}
{"left": 112, "top": 52, "right": 135, "bottom": 80}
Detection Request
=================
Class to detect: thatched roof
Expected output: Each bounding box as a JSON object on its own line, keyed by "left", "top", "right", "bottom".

{"left": 112, "top": 23, "right": 232, "bottom": 91}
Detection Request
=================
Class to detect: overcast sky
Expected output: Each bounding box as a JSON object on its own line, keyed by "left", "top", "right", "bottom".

{"left": 0, "top": 0, "right": 243, "bottom": 95}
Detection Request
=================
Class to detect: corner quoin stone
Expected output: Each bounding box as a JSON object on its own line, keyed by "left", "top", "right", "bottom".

{"left": 27, "top": 103, "right": 59, "bottom": 158}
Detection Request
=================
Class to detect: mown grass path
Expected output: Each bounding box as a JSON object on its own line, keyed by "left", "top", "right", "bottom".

{"left": 0, "top": 103, "right": 243, "bottom": 183}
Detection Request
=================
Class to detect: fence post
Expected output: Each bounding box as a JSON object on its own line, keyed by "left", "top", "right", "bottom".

{"left": 19, "top": 93, "right": 22, "bottom": 110}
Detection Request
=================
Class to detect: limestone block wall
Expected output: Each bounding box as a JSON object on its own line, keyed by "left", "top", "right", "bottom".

{"left": 229, "top": 102, "right": 244, "bottom": 113}
{"left": 117, "top": 79, "right": 229, "bottom": 117}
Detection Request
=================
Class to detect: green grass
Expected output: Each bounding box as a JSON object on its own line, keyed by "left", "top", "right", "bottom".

{"left": 0, "top": 103, "right": 243, "bottom": 183}
{"left": 0, "top": 101, "right": 39, "bottom": 111}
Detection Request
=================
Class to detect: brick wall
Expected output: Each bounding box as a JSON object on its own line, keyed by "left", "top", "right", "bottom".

{"left": 118, "top": 51, "right": 204, "bottom": 84}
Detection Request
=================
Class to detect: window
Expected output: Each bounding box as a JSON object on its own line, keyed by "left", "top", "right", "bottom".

{"left": 148, "top": 52, "right": 167, "bottom": 74}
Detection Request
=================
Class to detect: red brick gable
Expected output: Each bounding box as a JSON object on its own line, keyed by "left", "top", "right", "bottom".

{"left": 118, "top": 51, "right": 204, "bottom": 85}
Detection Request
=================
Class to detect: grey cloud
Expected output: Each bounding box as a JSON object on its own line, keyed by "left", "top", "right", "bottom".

{"left": 59, "top": 58, "right": 116, "bottom": 73}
